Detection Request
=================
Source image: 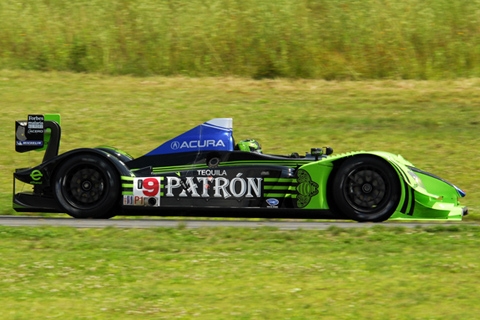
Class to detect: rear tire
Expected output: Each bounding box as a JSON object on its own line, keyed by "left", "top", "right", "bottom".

{"left": 53, "top": 154, "right": 119, "bottom": 219}
{"left": 332, "top": 156, "right": 401, "bottom": 222}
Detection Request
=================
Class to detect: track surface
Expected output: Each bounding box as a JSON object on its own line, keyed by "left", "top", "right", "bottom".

{"left": 0, "top": 215, "right": 474, "bottom": 230}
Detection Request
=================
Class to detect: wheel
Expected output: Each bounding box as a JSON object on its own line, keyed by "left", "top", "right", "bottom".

{"left": 53, "top": 154, "right": 120, "bottom": 219}
{"left": 331, "top": 156, "right": 401, "bottom": 222}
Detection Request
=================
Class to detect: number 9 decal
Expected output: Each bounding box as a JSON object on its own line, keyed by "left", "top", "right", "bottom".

{"left": 130, "top": 177, "right": 162, "bottom": 207}
{"left": 143, "top": 178, "right": 160, "bottom": 197}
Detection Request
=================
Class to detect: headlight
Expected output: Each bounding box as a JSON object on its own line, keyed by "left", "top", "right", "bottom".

{"left": 407, "top": 170, "right": 426, "bottom": 190}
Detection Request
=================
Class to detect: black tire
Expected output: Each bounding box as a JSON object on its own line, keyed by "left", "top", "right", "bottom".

{"left": 332, "top": 156, "right": 401, "bottom": 222}
{"left": 53, "top": 154, "right": 120, "bottom": 219}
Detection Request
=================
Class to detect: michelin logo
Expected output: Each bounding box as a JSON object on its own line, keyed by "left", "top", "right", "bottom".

{"left": 16, "top": 141, "right": 43, "bottom": 146}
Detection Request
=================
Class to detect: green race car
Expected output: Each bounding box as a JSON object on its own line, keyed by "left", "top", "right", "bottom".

{"left": 13, "top": 115, "right": 467, "bottom": 222}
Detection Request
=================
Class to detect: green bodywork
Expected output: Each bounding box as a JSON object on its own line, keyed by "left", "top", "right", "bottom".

{"left": 298, "top": 151, "right": 464, "bottom": 221}
{"left": 127, "top": 150, "right": 464, "bottom": 221}
{"left": 36, "top": 114, "right": 61, "bottom": 152}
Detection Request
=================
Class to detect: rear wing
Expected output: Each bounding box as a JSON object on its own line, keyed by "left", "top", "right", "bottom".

{"left": 15, "top": 114, "right": 61, "bottom": 163}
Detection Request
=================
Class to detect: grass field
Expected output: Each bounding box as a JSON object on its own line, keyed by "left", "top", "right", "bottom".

{"left": 1, "top": 0, "right": 480, "bottom": 79}
{"left": 1, "top": 70, "right": 478, "bottom": 219}
{"left": 1, "top": 225, "right": 480, "bottom": 320}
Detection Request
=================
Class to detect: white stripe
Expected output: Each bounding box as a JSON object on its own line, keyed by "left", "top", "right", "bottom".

{"left": 204, "top": 118, "right": 233, "bottom": 131}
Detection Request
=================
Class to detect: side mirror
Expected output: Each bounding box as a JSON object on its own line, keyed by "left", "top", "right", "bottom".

{"left": 325, "top": 147, "right": 333, "bottom": 155}
{"left": 311, "top": 148, "right": 323, "bottom": 161}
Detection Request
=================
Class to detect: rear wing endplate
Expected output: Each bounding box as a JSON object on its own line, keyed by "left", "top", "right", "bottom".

{"left": 15, "top": 114, "right": 61, "bottom": 163}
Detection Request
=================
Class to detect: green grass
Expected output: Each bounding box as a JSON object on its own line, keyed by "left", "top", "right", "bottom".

{"left": 1, "top": 70, "right": 479, "bottom": 219}
{"left": 1, "top": 225, "right": 480, "bottom": 320}
{"left": 1, "top": 0, "right": 480, "bottom": 79}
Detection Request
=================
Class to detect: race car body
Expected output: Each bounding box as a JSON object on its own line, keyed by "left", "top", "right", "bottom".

{"left": 13, "top": 115, "right": 468, "bottom": 222}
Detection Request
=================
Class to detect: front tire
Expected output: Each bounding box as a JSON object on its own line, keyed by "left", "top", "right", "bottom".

{"left": 332, "top": 156, "right": 401, "bottom": 222}
{"left": 53, "top": 154, "right": 120, "bottom": 219}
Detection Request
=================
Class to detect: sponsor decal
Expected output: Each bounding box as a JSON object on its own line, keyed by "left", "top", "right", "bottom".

{"left": 16, "top": 115, "right": 44, "bottom": 152}
{"left": 166, "top": 173, "right": 262, "bottom": 199}
{"left": 124, "top": 195, "right": 148, "bottom": 206}
{"left": 126, "top": 177, "right": 162, "bottom": 207}
{"left": 27, "top": 115, "right": 44, "bottom": 139}
{"left": 296, "top": 169, "right": 319, "bottom": 208}
{"left": 16, "top": 141, "right": 43, "bottom": 146}
{"left": 170, "top": 140, "right": 226, "bottom": 150}
{"left": 30, "top": 170, "right": 43, "bottom": 184}
{"left": 16, "top": 124, "right": 27, "bottom": 142}
{"left": 266, "top": 198, "right": 279, "bottom": 208}
{"left": 27, "top": 115, "right": 44, "bottom": 134}
{"left": 126, "top": 174, "right": 263, "bottom": 204}
{"left": 197, "top": 169, "right": 227, "bottom": 176}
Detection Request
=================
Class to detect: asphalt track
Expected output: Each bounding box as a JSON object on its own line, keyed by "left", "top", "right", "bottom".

{"left": 0, "top": 215, "right": 475, "bottom": 230}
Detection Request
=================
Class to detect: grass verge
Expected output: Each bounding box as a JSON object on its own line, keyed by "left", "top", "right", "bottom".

{"left": 1, "top": 225, "right": 480, "bottom": 320}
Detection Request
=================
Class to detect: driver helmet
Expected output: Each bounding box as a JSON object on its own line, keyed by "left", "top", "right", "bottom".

{"left": 236, "top": 139, "right": 262, "bottom": 153}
